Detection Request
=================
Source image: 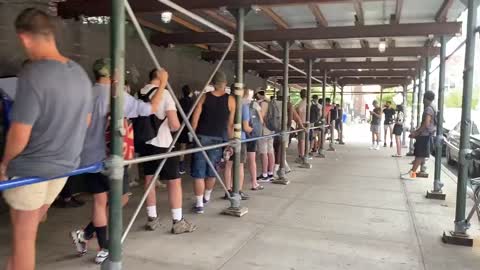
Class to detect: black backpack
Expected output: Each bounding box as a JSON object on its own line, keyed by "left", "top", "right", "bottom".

{"left": 132, "top": 87, "right": 164, "bottom": 149}
{"left": 310, "top": 102, "right": 320, "bottom": 124}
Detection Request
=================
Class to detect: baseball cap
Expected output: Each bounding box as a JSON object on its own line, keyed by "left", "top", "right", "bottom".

{"left": 93, "top": 58, "right": 111, "bottom": 78}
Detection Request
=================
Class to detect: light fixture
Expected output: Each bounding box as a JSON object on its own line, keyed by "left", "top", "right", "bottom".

{"left": 378, "top": 39, "right": 387, "bottom": 53}
{"left": 252, "top": 5, "right": 261, "bottom": 13}
{"left": 358, "top": 68, "right": 363, "bottom": 72}
{"left": 219, "top": 6, "right": 228, "bottom": 15}
{"left": 161, "top": 11, "right": 172, "bottom": 23}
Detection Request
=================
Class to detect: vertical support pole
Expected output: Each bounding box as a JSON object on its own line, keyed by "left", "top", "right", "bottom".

{"left": 443, "top": 0, "right": 478, "bottom": 245}
{"left": 417, "top": 68, "right": 423, "bottom": 129}
{"left": 105, "top": 0, "right": 124, "bottom": 269}
{"left": 379, "top": 86, "right": 384, "bottom": 144}
{"left": 407, "top": 79, "right": 417, "bottom": 156}
{"left": 328, "top": 82, "right": 336, "bottom": 151}
{"left": 318, "top": 69, "right": 327, "bottom": 158}
{"left": 428, "top": 35, "right": 447, "bottom": 200}
{"left": 225, "top": 7, "right": 248, "bottom": 214}
{"left": 339, "top": 86, "right": 345, "bottom": 145}
{"left": 273, "top": 40, "right": 290, "bottom": 184}
{"left": 402, "top": 85, "right": 408, "bottom": 147}
{"left": 301, "top": 59, "right": 313, "bottom": 168}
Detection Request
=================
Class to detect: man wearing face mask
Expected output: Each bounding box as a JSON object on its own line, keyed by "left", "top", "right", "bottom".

{"left": 177, "top": 85, "right": 194, "bottom": 174}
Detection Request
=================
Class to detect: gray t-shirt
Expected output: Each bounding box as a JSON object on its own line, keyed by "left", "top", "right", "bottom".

{"left": 420, "top": 105, "right": 436, "bottom": 136}
{"left": 8, "top": 60, "right": 93, "bottom": 178}
{"left": 80, "top": 83, "right": 152, "bottom": 166}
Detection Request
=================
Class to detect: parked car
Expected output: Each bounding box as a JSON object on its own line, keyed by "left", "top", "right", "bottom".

{"left": 444, "top": 121, "right": 480, "bottom": 177}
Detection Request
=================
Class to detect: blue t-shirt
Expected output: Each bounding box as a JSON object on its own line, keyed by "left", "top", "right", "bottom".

{"left": 242, "top": 103, "right": 250, "bottom": 140}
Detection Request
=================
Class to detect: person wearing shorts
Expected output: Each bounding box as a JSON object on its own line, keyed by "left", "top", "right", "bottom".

{"left": 295, "top": 89, "right": 308, "bottom": 163}
{"left": 256, "top": 89, "right": 276, "bottom": 182}
{"left": 369, "top": 100, "right": 382, "bottom": 150}
{"left": 69, "top": 59, "right": 170, "bottom": 263}
{"left": 178, "top": 84, "right": 194, "bottom": 174}
{"left": 392, "top": 105, "right": 405, "bottom": 157}
{"left": 224, "top": 87, "right": 253, "bottom": 199}
{"left": 402, "top": 91, "right": 436, "bottom": 179}
{"left": 383, "top": 101, "right": 396, "bottom": 148}
{"left": 191, "top": 71, "right": 235, "bottom": 214}
{"left": 0, "top": 9, "right": 93, "bottom": 270}
{"left": 138, "top": 69, "right": 196, "bottom": 233}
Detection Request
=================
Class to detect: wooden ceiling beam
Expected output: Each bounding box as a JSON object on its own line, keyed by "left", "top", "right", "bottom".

{"left": 436, "top": 0, "right": 455, "bottom": 22}
{"left": 260, "top": 6, "right": 289, "bottom": 29}
{"left": 151, "top": 22, "right": 462, "bottom": 44}
{"left": 308, "top": 3, "right": 328, "bottom": 27}
{"left": 200, "top": 10, "right": 236, "bottom": 31}
{"left": 202, "top": 47, "right": 440, "bottom": 60}
{"left": 245, "top": 60, "right": 420, "bottom": 71}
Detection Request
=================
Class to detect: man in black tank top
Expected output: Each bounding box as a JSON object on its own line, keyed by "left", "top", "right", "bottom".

{"left": 190, "top": 71, "right": 236, "bottom": 214}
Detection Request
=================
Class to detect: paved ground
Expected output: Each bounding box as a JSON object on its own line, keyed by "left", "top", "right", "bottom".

{"left": 1, "top": 124, "right": 480, "bottom": 270}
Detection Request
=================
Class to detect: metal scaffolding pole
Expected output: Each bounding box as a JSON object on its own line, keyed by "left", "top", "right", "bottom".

{"left": 407, "top": 79, "right": 417, "bottom": 156}
{"left": 301, "top": 58, "right": 313, "bottom": 168}
{"left": 105, "top": 0, "right": 125, "bottom": 268}
{"left": 224, "top": 7, "right": 248, "bottom": 215}
{"left": 402, "top": 85, "right": 408, "bottom": 147}
{"left": 328, "top": 82, "right": 337, "bottom": 151}
{"left": 417, "top": 69, "right": 423, "bottom": 128}
{"left": 428, "top": 35, "right": 447, "bottom": 200}
{"left": 339, "top": 86, "right": 345, "bottom": 145}
{"left": 418, "top": 57, "right": 431, "bottom": 177}
{"left": 273, "top": 40, "right": 290, "bottom": 184}
{"left": 443, "top": 0, "right": 478, "bottom": 245}
{"left": 318, "top": 69, "right": 327, "bottom": 158}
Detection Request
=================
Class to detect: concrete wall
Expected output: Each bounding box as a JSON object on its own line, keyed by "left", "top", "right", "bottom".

{"left": 0, "top": 2, "right": 266, "bottom": 94}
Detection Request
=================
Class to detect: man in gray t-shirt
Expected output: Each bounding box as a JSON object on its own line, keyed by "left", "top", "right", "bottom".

{"left": 0, "top": 8, "right": 93, "bottom": 270}
{"left": 401, "top": 91, "right": 436, "bottom": 179}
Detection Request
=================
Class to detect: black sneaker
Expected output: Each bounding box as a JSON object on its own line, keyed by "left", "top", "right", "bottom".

{"left": 179, "top": 161, "right": 186, "bottom": 175}
{"left": 268, "top": 174, "right": 274, "bottom": 180}
{"left": 257, "top": 175, "right": 271, "bottom": 183}
{"left": 390, "top": 142, "right": 393, "bottom": 148}
{"left": 223, "top": 190, "right": 233, "bottom": 200}
{"left": 383, "top": 143, "right": 387, "bottom": 147}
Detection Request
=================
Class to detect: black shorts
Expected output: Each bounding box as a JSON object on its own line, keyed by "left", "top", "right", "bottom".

{"left": 393, "top": 124, "right": 403, "bottom": 136}
{"left": 178, "top": 129, "right": 190, "bottom": 144}
{"left": 414, "top": 136, "right": 431, "bottom": 158}
{"left": 137, "top": 144, "right": 180, "bottom": 180}
{"left": 86, "top": 169, "right": 129, "bottom": 195}
{"left": 246, "top": 141, "right": 257, "bottom": 153}
{"left": 229, "top": 143, "right": 247, "bottom": 163}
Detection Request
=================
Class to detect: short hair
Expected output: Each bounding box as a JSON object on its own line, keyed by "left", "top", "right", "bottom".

{"left": 372, "top": 100, "right": 379, "bottom": 106}
{"left": 149, "top": 68, "right": 158, "bottom": 81}
{"left": 396, "top": 104, "right": 404, "bottom": 112}
{"left": 312, "top": 94, "right": 318, "bottom": 100}
{"left": 182, "top": 85, "right": 191, "bottom": 97}
{"left": 300, "top": 89, "right": 307, "bottom": 99}
{"left": 326, "top": 98, "right": 331, "bottom": 103}
{"left": 424, "top": 90, "right": 435, "bottom": 102}
{"left": 386, "top": 101, "right": 392, "bottom": 105}
{"left": 15, "top": 8, "right": 55, "bottom": 36}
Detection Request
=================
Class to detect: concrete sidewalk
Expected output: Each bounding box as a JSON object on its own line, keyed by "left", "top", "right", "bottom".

{"left": 1, "top": 124, "right": 480, "bottom": 269}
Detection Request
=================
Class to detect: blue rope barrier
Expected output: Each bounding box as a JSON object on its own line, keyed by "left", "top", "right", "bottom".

{"left": 0, "top": 162, "right": 103, "bottom": 191}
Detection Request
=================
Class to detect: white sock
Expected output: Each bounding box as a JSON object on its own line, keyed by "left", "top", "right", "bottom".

{"left": 204, "top": 189, "right": 213, "bottom": 201}
{"left": 268, "top": 171, "right": 273, "bottom": 175}
{"left": 262, "top": 173, "right": 268, "bottom": 177}
{"left": 146, "top": 206, "right": 157, "bottom": 218}
{"left": 171, "top": 208, "right": 182, "bottom": 221}
{"left": 195, "top": 196, "right": 204, "bottom": 207}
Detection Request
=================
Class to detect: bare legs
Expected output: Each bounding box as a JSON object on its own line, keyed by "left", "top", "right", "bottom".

{"left": 247, "top": 152, "right": 258, "bottom": 189}
{"left": 395, "top": 135, "right": 402, "bottom": 156}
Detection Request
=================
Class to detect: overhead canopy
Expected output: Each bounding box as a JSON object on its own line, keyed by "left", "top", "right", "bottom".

{"left": 57, "top": 0, "right": 468, "bottom": 87}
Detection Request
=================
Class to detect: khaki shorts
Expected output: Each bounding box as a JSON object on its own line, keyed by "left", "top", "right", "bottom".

{"left": 3, "top": 177, "right": 68, "bottom": 211}
{"left": 258, "top": 137, "right": 274, "bottom": 154}
{"left": 298, "top": 131, "right": 306, "bottom": 141}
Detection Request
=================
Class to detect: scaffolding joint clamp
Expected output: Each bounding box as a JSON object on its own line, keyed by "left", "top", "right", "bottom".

{"left": 104, "top": 155, "right": 124, "bottom": 181}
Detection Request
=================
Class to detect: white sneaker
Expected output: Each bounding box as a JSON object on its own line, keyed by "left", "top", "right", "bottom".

{"left": 70, "top": 230, "right": 88, "bottom": 256}
{"left": 369, "top": 145, "right": 375, "bottom": 150}
{"left": 374, "top": 145, "right": 380, "bottom": 150}
{"left": 95, "top": 249, "right": 109, "bottom": 264}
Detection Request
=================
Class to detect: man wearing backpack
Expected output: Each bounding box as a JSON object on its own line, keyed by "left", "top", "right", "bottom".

{"left": 137, "top": 69, "right": 197, "bottom": 233}
{"left": 256, "top": 89, "right": 276, "bottom": 182}
{"left": 70, "top": 59, "right": 171, "bottom": 264}
{"left": 401, "top": 91, "right": 436, "bottom": 180}
{"left": 295, "top": 89, "right": 308, "bottom": 163}
{"left": 310, "top": 95, "right": 321, "bottom": 153}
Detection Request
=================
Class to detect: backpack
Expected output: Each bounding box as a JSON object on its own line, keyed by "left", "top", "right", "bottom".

{"left": 105, "top": 117, "right": 135, "bottom": 160}
{"left": 247, "top": 102, "right": 263, "bottom": 138}
{"left": 310, "top": 102, "right": 320, "bottom": 124}
{"left": 265, "top": 100, "right": 281, "bottom": 132}
{"left": 131, "top": 87, "right": 165, "bottom": 149}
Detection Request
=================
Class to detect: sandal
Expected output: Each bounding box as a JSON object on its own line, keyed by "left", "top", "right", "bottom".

{"left": 251, "top": 185, "right": 264, "bottom": 191}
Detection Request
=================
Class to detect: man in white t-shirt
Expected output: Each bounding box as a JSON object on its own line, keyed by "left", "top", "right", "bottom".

{"left": 137, "top": 69, "right": 196, "bottom": 234}
{"left": 295, "top": 89, "right": 308, "bottom": 163}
